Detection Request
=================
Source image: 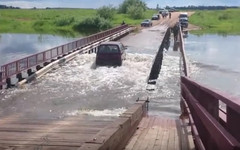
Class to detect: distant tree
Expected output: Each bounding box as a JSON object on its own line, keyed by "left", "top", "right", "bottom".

{"left": 127, "top": 5, "right": 144, "bottom": 19}
{"left": 118, "top": 0, "right": 146, "bottom": 14}
{"left": 73, "top": 16, "right": 112, "bottom": 32}
{"left": 0, "top": 5, "right": 20, "bottom": 9}
{"left": 97, "top": 5, "right": 115, "bottom": 20}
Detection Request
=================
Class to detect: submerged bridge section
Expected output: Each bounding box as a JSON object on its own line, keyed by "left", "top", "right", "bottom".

{"left": 0, "top": 22, "right": 240, "bottom": 150}
{"left": 0, "top": 25, "right": 134, "bottom": 89}
{"left": 126, "top": 25, "right": 240, "bottom": 150}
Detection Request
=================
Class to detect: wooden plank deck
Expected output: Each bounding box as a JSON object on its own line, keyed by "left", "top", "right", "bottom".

{"left": 0, "top": 114, "right": 114, "bottom": 150}
{"left": 125, "top": 116, "right": 195, "bottom": 150}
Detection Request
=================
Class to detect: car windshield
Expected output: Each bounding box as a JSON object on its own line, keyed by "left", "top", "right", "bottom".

{"left": 179, "top": 14, "right": 188, "bottom": 18}
{"left": 180, "top": 18, "right": 188, "bottom": 22}
{"left": 98, "top": 45, "right": 119, "bottom": 53}
{"left": 144, "top": 20, "right": 149, "bottom": 22}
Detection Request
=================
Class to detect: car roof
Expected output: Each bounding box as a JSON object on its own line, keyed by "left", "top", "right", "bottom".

{"left": 99, "top": 41, "right": 122, "bottom": 47}
{"left": 180, "top": 12, "right": 188, "bottom": 15}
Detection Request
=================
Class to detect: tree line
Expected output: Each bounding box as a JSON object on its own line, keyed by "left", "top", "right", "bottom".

{"left": 0, "top": 5, "right": 20, "bottom": 9}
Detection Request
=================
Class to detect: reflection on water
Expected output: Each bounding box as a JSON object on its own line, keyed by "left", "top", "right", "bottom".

{"left": 0, "top": 33, "right": 76, "bottom": 65}
{"left": 185, "top": 34, "right": 240, "bottom": 97}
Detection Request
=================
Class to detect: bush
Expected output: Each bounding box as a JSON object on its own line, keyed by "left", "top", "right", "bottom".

{"left": 54, "top": 17, "right": 75, "bottom": 26}
{"left": 33, "top": 20, "right": 44, "bottom": 27}
{"left": 119, "top": 0, "right": 146, "bottom": 14}
{"left": 127, "top": 5, "right": 144, "bottom": 19}
{"left": 73, "top": 16, "right": 112, "bottom": 32}
{"left": 97, "top": 5, "right": 115, "bottom": 20}
{"left": 218, "top": 14, "right": 230, "bottom": 20}
{"left": 33, "top": 20, "right": 45, "bottom": 28}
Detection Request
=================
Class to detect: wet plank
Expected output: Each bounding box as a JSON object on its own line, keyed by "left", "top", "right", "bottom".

{"left": 0, "top": 115, "right": 113, "bottom": 150}
{"left": 125, "top": 116, "right": 195, "bottom": 150}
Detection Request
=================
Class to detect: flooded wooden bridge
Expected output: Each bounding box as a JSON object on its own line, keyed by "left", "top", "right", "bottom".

{"left": 0, "top": 17, "right": 240, "bottom": 150}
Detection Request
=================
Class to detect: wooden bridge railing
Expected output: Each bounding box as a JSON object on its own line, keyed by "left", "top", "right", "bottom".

{"left": 0, "top": 25, "right": 129, "bottom": 89}
{"left": 178, "top": 25, "right": 240, "bottom": 150}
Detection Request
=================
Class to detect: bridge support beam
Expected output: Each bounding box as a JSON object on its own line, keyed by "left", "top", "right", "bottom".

{"left": 173, "top": 31, "right": 179, "bottom": 51}
{"left": 6, "top": 78, "right": 14, "bottom": 89}
{"left": 16, "top": 73, "right": 25, "bottom": 82}
{"left": 173, "top": 40, "right": 179, "bottom": 51}
{"left": 43, "top": 62, "right": 50, "bottom": 66}
{"left": 27, "top": 69, "right": 34, "bottom": 76}
{"left": 36, "top": 65, "right": 43, "bottom": 71}
{"left": 0, "top": 72, "right": 2, "bottom": 90}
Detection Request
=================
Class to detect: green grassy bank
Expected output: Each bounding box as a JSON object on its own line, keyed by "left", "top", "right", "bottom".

{"left": 189, "top": 8, "right": 240, "bottom": 34}
{"left": 0, "top": 9, "right": 156, "bottom": 36}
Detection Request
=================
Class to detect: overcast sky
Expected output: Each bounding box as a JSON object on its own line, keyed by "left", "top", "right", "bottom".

{"left": 0, "top": 0, "right": 239, "bottom": 8}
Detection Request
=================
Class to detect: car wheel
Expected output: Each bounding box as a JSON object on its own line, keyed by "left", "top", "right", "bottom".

{"left": 118, "top": 61, "right": 122, "bottom": 66}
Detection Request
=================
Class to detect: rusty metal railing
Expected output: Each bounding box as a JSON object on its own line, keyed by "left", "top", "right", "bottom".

{"left": 178, "top": 25, "right": 240, "bottom": 150}
{"left": 181, "top": 76, "right": 240, "bottom": 150}
{"left": 0, "top": 24, "right": 129, "bottom": 89}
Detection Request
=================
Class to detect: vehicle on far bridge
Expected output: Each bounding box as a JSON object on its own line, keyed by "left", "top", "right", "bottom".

{"left": 158, "top": 8, "right": 165, "bottom": 14}
{"left": 179, "top": 12, "right": 188, "bottom": 19}
{"left": 179, "top": 17, "right": 188, "bottom": 28}
{"left": 161, "top": 10, "right": 169, "bottom": 16}
{"left": 96, "top": 41, "right": 126, "bottom": 66}
{"left": 168, "top": 8, "right": 176, "bottom": 12}
{"left": 141, "top": 19, "right": 152, "bottom": 27}
{"left": 152, "top": 14, "right": 160, "bottom": 20}
{"left": 179, "top": 12, "right": 188, "bottom": 28}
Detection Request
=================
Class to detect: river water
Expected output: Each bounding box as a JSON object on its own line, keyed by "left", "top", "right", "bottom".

{"left": 185, "top": 33, "right": 240, "bottom": 97}
{"left": 0, "top": 25, "right": 182, "bottom": 119}
{"left": 0, "top": 33, "right": 75, "bottom": 66}
{"left": 0, "top": 29, "right": 239, "bottom": 120}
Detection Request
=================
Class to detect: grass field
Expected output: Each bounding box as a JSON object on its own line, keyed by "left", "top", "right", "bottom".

{"left": 189, "top": 8, "right": 240, "bottom": 34}
{"left": 0, "top": 9, "right": 157, "bottom": 36}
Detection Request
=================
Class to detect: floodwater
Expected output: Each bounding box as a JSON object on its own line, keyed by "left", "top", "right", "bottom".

{"left": 1, "top": 27, "right": 239, "bottom": 121}
{"left": 185, "top": 33, "right": 240, "bottom": 98}
{"left": 0, "top": 25, "right": 182, "bottom": 119}
{"left": 0, "top": 33, "right": 76, "bottom": 66}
